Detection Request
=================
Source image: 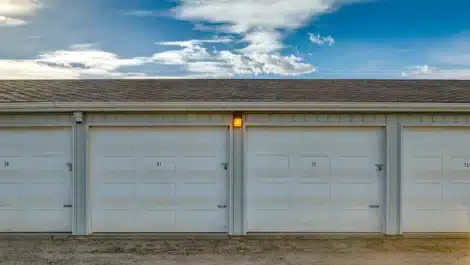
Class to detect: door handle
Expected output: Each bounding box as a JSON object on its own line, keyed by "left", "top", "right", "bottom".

{"left": 369, "top": 205, "right": 380, "bottom": 208}
{"left": 221, "top": 162, "right": 229, "bottom": 170}
{"left": 217, "top": 204, "right": 227, "bottom": 208}
{"left": 63, "top": 204, "right": 72, "bottom": 208}
{"left": 375, "top": 164, "right": 384, "bottom": 172}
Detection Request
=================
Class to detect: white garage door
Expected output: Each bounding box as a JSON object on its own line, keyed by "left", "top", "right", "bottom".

{"left": 402, "top": 127, "right": 470, "bottom": 233}
{"left": 0, "top": 127, "right": 72, "bottom": 232}
{"left": 90, "top": 126, "right": 229, "bottom": 233}
{"left": 246, "top": 127, "right": 385, "bottom": 233}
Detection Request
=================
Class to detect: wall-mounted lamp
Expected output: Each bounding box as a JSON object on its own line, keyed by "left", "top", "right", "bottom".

{"left": 233, "top": 113, "right": 243, "bottom": 128}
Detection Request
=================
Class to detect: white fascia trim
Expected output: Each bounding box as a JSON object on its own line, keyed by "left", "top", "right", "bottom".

{"left": 1, "top": 102, "right": 470, "bottom": 113}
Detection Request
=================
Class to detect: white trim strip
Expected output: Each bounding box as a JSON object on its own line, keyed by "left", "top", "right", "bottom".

{"left": 1, "top": 102, "right": 470, "bottom": 113}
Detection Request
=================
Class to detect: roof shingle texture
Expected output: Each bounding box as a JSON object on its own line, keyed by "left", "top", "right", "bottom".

{"left": 0, "top": 79, "right": 469, "bottom": 103}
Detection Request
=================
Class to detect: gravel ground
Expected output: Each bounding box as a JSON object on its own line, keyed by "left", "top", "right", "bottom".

{"left": 1, "top": 237, "right": 470, "bottom": 265}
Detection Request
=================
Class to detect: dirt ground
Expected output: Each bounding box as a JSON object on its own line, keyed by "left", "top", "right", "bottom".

{"left": 1, "top": 237, "right": 470, "bottom": 265}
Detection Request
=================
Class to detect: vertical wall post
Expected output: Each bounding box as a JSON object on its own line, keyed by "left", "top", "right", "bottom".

{"left": 232, "top": 112, "right": 244, "bottom": 236}
{"left": 385, "top": 114, "right": 400, "bottom": 234}
{"left": 72, "top": 111, "right": 87, "bottom": 235}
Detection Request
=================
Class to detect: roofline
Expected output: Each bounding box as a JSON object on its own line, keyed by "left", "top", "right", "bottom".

{"left": 1, "top": 102, "right": 470, "bottom": 113}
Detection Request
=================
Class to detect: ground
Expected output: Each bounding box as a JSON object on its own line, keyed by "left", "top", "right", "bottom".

{"left": 1, "top": 237, "right": 470, "bottom": 265}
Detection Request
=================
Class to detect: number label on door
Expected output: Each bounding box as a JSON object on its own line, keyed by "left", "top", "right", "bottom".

{"left": 4, "top": 162, "right": 9, "bottom": 167}
{"left": 311, "top": 162, "right": 317, "bottom": 167}
{"left": 465, "top": 162, "right": 469, "bottom": 168}
{"left": 156, "top": 161, "right": 162, "bottom": 167}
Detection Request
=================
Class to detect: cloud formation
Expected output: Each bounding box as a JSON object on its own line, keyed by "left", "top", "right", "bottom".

{"left": 0, "top": 44, "right": 151, "bottom": 79}
{"left": 402, "top": 39, "right": 470, "bottom": 79}
{"left": 153, "top": 37, "right": 315, "bottom": 77}
{"left": 166, "top": 0, "right": 359, "bottom": 76}
{"left": 308, "top": 33, "right": 335, "bottom": 46}
{"left": 0, "top": 0, "right": 42, "bottom": 26}
{"left": 402, "top": 65, "right": 470, "bottom": 79}
{"left": 1, "top": 0, "right": 377, "bottom": 79}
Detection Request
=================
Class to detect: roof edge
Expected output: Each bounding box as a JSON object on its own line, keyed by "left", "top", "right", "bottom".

{"left": 1, "top": 102, "right": 470, "bottom": 113}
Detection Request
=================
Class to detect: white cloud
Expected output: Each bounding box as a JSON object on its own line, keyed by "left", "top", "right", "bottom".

{"left": 0, "top": 44, "right": 151, "bottom": 79}
{"left": 308, "top": 32, "right": 335, "bottom": 46}
{"left": 69, "top": 43, "right": 97, "bottom": 50}
{"left": 0, "top": 0, "right": 42, "bottom": 26}
{"left": 156, "top": 37, "right": 233, "bottom": 48}
{"left": 0, "top": 0, "right": 41, "bottom": 15}
{"left": 153, "top": 40, "right": 214, "bottom": 65}
{"left": 401, "top": 38, "right": 470, "bottom": 79}
{"left": 0, "top": 60, "right": 81, "bottom": 79}
{"left": 401, "top": 64, "right": 435, "bottom": 77}
{"left": 401, "top": 64, "right": 470, "bottom": 79}
{"left": 0, "top": 14, "right": 26, "bottom": 25}
{"left": 173, "top": 0, "right": 353, "bottom": 33}
{"left": 37, "top": 49, "right": 147, "bottom": 72}
{"left": 152, "top": 37, "right": 315, "bottom": 76}
{"left": 217, "top": 50, "right": 315, "bottom": 76}
{"left": 169, "top": 0, "right": 360, "bottom": 76}
{"left": 123, "top": 10, "right": 165, "bottom": 17}
{"left": 240, "top": 31, "right": 284, "bottom": 53}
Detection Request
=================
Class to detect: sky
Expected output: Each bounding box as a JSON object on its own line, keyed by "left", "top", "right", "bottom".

{"left": 1, "top": 0, "right": 470, "bottom": 79}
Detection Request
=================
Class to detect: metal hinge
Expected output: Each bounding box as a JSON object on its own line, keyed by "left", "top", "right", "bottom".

{"left": 66, "top": 162, "right": 72, "bottom": 172}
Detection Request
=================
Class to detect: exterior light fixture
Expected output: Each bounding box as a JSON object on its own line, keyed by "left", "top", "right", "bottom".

{"left": 233, "top": 113, "right": 243, "bottom": 128}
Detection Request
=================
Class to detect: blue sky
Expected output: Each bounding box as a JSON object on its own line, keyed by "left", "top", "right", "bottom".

{"left": 1, "top": 0, "right": 470, "bottom": 79}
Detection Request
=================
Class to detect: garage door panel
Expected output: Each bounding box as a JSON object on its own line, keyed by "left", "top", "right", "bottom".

{"left": 137, "top": 210, "right": 175, "bottom": 230}
{"left": 182, "top": 156, "right": 220, "bottom": 172}
{"left": 251, "top": 154, "right": 290, "bottom": 179}
{"left": 246, "top": 127, "right": 384, "bottom": 233}
{"left": 0, "top": 184, "right": 21, "bottom": 209}
{"left": 248, "top": 210, "right": 290, "bottom": 231}
{"left": 331, "top": 183, "right": 377, "bottom": 206}
{"left": 295, "top": 183, "right": 330, "bottom": 202}
{"left": 442, "top": 211, "right": 470, "bottom": 232}
{"left": 254, "top": 182, "right": 291, "bottom": 209}
{"left": 298, "top": 156, "right": 329, "bottom": 178}
{"left": 334, "top": 210, "right": 379, "bottom": 232}
{"left": 442, "top": 184, "right": 470, "bottom": 209}
{"left": 406, "top": 156, "right": 442, "bottom": 178}
{"left": 101, "top": 156, "right": 135, "bottom": 172}
{"left": 141, "top": 156, "right": 175, "bottom": 171}
{"left": 0, "top": 156, "right": 21, "bottom": 172}
{"left": 90, "top": 127, "right": 228, "bottom": 233}
{"left": 98, "top": 211, "right": 134, "bottom": 232}
{"left": 404, "top": 210, "right": 442, "bottom": 232}
{"left": 404, "top": 182, "right": 442, "bottom": 209}
{"left": 101, "top": 183, "right": 134, "bottom": 209}
{"left": 402, "top": 128, "right": 470, "bottom": 232}
{"left": 28, "top": 210, "right": 71, "bottom": 231}
{"left": 297, "top": 208, "right": 330, "bottom": 225}
{"left": 0, "top": 128, "right": 72, "bottom": 232}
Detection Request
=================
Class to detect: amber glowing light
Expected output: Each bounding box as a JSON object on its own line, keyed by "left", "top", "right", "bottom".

{"left": 233, "top": 117, "right": 243, "bottom": 128}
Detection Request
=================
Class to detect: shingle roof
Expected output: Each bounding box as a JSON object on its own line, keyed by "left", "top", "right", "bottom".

{"left": 0, "top": 79, "right": 469, "bottom": 103}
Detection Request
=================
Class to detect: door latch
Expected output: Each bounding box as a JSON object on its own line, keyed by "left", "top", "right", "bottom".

{"left": 375, "top": 164, "right": 384, "bottom": 172}
{"left": 221, "top": 162, "right": 229, "bottom": 170}
{"left": 66, "top": 162, "right": 72, "bottom": 172}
